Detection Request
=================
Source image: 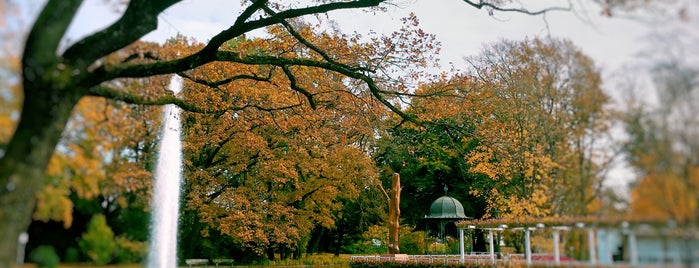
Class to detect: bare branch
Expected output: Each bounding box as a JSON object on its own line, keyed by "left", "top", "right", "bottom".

{"left": 282, "top": 65, "right": 317, "bottom": 109}
{"left": 177, "top": 70, "right": 273, "bottom": 88}
{"left": 88, "top": 85, "right": 236, "bottom": 114}
{"left": 202, "top": 0, "right": 386, "bottom": 54}
{"left": 122, "top": 51, "right": 161, "bottom": 63}
{"left": 462, "top": 0, "right": 571, "bottom": 15}
{"left": 88, "top": 84, "right": 304, "bottom": 115}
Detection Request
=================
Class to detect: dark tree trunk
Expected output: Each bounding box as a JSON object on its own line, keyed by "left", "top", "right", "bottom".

{"left": 334, "top": 224, "right": 344, "bottom": 256}
{"left": 0, "top": 82, "right": 81, "bottom": 267}
{"left": 267, "top": 246, "right": 275, "bottom": 261}
{"left": 306, "top": 227, "right": 325, "bottom": 256}
{"left": 473, "top": 229, "right": 487, "bottom": 252}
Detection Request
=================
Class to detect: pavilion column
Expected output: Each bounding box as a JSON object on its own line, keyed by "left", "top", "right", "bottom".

{"left": 459, "top": 227, "right": 464, "bottom": 263}
{"left": 605, "top": 229, "right": 614, "bottom": 264}
{"left": 587, "top": 228, "right": 597, "bottom": 266}
{"left": 525, "top": 228, "right": 532, "bottom": 265}
{"left": 489, "top": 229, "right": 495, "bottom": 264}
{"left": 628, "top": 231, "right": 638, "bottom": 267}
{"left": 553, "top": 229, "right": 561, "bottom": 266}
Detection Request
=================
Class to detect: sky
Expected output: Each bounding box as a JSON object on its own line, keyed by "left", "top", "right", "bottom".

{"left": 12, "top": 0, "right": 699, "bottom": 194}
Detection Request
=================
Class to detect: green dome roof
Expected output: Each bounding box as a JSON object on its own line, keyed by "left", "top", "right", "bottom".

{"left": 427, "top": 196, "right": 468, "bottom": 219}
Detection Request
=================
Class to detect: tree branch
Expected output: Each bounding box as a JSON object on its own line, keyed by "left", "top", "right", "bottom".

{"left": 281, "top": 65, "right": 317, "bottom": 109}
{"left": 63, "top": 0, "right": 181, "bottom": 67}
{"left": 89, "top": 84, "right": 304, "bottom": 115}
{"left": 462, "top": 0, "right": 571, "bottom": 15}
{"left": 88, "top": 85, "right": 238, "bottom": 114}
{"left": 22, "top": 0, "right": 82, "bottom": 71}
{"left": 178, "top": 70, "right": 273, "bottom": 88}
{"left": 201, "top": 0, "right": 385, "bottom": 54}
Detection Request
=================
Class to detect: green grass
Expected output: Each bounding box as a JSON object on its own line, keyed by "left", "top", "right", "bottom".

{"left": 268, "top": 253, "right": 351, "bottom": 266}
{"left": 16, "top": 253, "right": 351, "bottom": 268}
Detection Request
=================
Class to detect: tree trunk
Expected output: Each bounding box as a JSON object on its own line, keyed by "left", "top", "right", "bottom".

{"left": 306, "top": 227, "right": 325, "bottom": 256}
{"left": 267, "top": 246, "right": 275, "bottom": 261}
{"left": 387, "top": 173, "right": 401, "bottom": 254}
{"left": 334, "top": 224, "right": 344, "bottom": 257}
{"left": 0, "top": 80, "right": 81, "bottom": 266}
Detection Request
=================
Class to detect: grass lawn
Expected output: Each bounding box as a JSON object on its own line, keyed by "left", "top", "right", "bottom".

{"left": 16, "top": 253, "right": 352, "bottom": 268}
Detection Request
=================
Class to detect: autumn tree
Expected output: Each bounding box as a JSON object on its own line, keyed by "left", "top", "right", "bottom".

{"left": 463, "top": 38, "right": 610, "bottom": 218}
{"left": 27, "top": 83, "right": 163, "bottom": 261}
{"left": 379, "top": 38, "right": 609, "bottom": 223}
{"left": 622, "top": 54, "right": 699, "bottom": 224}
{"left": 0, "top": 0, "right": 659, "bottom": 265}
{"left": 156, "top": 29, "right": 394, "bottom": 260}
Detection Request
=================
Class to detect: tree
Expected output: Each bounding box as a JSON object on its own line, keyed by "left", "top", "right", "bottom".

{"left": 0, "top": 1, "right": 428, "bottom": 262}
{"left": 158, "top": 29, "right": 392, "bottom": 259}
{"left": 463, "top": 38, "right": 610, "bottom": 218}
{"left": 0, "top": 0, "right": 652, "bottom": 265}
{"left": 78, "top": 214, "right": 117, "bottom": 265}
{"left": 622, "top": 56, "right": 699, "bottom": 224}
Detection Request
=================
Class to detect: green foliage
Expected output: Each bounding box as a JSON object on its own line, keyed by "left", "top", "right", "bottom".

{"left": 399, "top": 230, "right": 425, "bottom": 255}
{"left": 79, "top": 214, "right": 116, "bottom": 265}
{"left": 344, "top": 225, "right": 388, "bottom": 254}
{"left": 115, "top": 235, "right": 147, "bottom": 263}
{"left": 64, "top": 247, "right": 80, "bottom": 263}
{"left": 374, "top": 120, "right": 486, "bottom": 225}
{"left": 29, "top": 245, "right": 60, "bottom": 268}
{"left": 269, "top": 253, "right": 349, "bottom": 266}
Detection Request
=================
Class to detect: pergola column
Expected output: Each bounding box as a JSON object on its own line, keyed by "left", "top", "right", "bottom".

{"left": 587, "top": 227, "right": 597, "bottom": 266}
{"left": 553, "top": 229, "right": 561, "bottom": 265}
{"left": 552, "top": 226, "right": 571, "bottom": 266}
{"left": 459, "top": 227, "right": 464, "bottom": 263}
{"left": 525, "top": 228, "right": 532, "bottom": 265}
{"left": 488, "top": 229, "right": 495, "bottom": 264}
{"left": 628, "top": 230, "right": 638, "bottom": 267}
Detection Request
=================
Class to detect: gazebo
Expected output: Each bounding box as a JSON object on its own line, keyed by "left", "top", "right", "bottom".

{"left": 423, "top": 189, "right": 470, "bottom": 254}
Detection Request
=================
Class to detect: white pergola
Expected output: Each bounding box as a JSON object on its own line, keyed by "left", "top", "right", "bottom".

{"left": 454, "top": 216, "right": 664, "bottom": 266}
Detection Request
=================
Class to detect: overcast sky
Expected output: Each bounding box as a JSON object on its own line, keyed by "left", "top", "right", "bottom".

{"left": 15, "top": 0, "right": 699, "bottom": 193}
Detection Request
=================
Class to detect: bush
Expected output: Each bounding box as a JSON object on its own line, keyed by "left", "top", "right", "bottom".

{"left": 64, "top": 247, "right": 80, "bottom": 263}
{"left": 79, "top": 214, "right": 117, "bottom": 265}
{"left": 399, "top": 231, "right": 425, "bottom": 255}
{"left": 29, "top": 245, "right": 60, "bottom": 268}
{"left": 115, "top": 236, "right": 147, "bottom": 263}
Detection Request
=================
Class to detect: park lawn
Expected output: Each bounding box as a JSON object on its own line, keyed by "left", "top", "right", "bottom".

{"left": 16, "top": 253, "right": 352, "bottom": 268}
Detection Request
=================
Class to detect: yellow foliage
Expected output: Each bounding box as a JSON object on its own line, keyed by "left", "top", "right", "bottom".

{"left": 33, "top": 185, "right": 73, "bottom": 228}
{"left": 631, "top": 170, "right": 699, "bottom": 223}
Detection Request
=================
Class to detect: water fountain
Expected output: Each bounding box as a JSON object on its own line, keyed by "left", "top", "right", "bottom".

{"left": 148, "top": 75, "right": 184, "bottom": 268}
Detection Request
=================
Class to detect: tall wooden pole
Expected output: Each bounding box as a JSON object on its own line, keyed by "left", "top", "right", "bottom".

{"left": 380, "top": 173, "right": 401, "bottom": 254}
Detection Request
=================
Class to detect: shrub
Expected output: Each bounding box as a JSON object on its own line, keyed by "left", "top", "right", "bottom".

{"left": 399, "top": 230, "right": 425, "bottom": 255}
{"left": 64, "top": 247, "right": 80, "bottom": 263}
{"left": 79, "top": 214, "right": 117, "bottom": 265}
{"left": 115, "top": 236, "right": 147, "bottom": 263}
{"left": 29, "top": 245, "right": 60, "bottom": 268}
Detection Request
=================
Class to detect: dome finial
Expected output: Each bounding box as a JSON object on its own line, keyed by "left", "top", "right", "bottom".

{"left": 444, "top": 185, "right": 448, "bottom": 196}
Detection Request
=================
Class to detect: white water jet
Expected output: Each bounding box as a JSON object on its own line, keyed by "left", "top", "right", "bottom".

{"left": 148, "top": 75, "right": 184, "bottom": 268}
